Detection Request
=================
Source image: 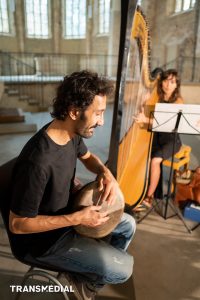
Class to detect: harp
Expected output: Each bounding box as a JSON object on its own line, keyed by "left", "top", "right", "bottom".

{"left": 108, "top": 1, "right": 161, "bottom": 209}
{"left": 73, "top": 1, "right": 161, "bottom": 238}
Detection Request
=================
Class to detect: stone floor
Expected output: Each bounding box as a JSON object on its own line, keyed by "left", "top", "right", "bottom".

{"left": 0, "top": 104, "right": 200, "bottom": 300}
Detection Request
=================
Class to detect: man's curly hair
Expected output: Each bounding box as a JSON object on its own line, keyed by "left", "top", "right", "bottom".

{"left": 51, "top": 70, "right": 114, "bottom": 120}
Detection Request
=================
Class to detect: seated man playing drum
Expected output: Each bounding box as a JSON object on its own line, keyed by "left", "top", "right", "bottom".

{"left": 9, "top": 70, "right": 136, "bottom": 300}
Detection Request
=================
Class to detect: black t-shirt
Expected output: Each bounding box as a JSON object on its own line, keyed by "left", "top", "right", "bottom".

{"left": 10, "top": 123, "right": 88, "bottom": 258}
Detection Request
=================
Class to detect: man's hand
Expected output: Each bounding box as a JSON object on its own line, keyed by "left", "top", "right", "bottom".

{"left": 78, "top": 206, "right": 109, "bottom": 227}
{"left": 79, "top": 152, "right": 119, "bottom": 205}
{"left": 97, "top": 169, "right": 119, "bottom": 205}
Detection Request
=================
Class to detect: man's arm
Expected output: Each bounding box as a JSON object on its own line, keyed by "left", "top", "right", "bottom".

{"left": 9, "top": 205, "right": 109, "bottom": 234}
{"left": 79, "top": 151, "right": 119, "bottom": 204}
{"left": 9, "top": 151, "right": 117, "bottom": 235}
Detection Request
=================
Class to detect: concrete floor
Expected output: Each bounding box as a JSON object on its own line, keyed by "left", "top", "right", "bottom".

{"left": 0, "top": 104, "right": 200, "bottom": 300}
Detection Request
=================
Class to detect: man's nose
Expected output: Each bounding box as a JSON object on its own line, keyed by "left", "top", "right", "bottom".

{"left": 97, "top": 115, "right": 104, "bottom": 126}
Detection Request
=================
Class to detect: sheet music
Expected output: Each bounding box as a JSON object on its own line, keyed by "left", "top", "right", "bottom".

{"left": 152, "top": 104, "right": 200, "bottom": 134}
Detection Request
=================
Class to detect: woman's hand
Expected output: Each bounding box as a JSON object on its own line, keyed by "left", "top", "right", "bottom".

{"left": 133, "top": 107, "right": 148, "bottom": 124}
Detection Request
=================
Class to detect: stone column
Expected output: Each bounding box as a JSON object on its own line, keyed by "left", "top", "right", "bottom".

{"left": 52, "top": 0, "right": 61, "bottom": 54}
{"left": 192, "top": 0, "right": 200, "bottom": 81}
{"left": 15, "top": 0, "right": 25, "bottom": 52}
{"left": 107, "top": 0, "right": 121, "bottom": 77}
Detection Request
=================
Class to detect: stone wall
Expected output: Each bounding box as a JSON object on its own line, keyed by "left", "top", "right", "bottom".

{"left": 181, "top": 84, "right": 200, "bottom": 104}
{"left": 0, "top": 0, "right": 120, "bottom": 57}
{"left": 141, "top": 0, "right": 200, "bottom": 81}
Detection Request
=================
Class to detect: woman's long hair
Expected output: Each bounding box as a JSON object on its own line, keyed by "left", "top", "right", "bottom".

{"left": 157, "top": 69, "right": 181, "bottom": 103}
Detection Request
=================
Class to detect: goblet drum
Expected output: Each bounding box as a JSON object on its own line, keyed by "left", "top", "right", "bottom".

{"left": 73, "top": 181, "right": 125, "bottom": 238}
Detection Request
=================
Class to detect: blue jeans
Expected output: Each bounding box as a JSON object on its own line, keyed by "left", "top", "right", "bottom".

{"left": 37, "top": 213, "right": 136, "bottom": 288}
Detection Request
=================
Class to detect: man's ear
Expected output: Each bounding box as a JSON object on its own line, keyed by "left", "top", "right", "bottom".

{"left": 68, "top": 107, "right": 80, "bottom": 120}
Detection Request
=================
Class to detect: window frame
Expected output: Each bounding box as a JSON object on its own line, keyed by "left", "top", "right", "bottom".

{"left": 174, "top": 0, "right": 196, "bottom": 14}
{"left": 97, "top": 0, "right": 111, "bottom": 36}
{"left": 0, "top": 0, "right": 15, "bottom": 36}
{"left": 24, "top": 0, "right": 51, "bottom": 39}
{"left": 63, "top": 0, "right": 86, "bottom": 40}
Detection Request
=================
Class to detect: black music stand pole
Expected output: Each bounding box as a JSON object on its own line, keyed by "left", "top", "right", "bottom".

{"left": 162, "top": 111, "right": 191, "bottom": 232}
{"left": 163, "top": 111, "right": 182, "bottom": 218}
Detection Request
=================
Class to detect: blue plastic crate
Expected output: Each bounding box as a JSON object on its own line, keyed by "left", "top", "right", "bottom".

{"left": 184, "top": 203, "right": 200, "bottom": 222}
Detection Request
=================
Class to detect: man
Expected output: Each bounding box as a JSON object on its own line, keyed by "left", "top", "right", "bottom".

{"left": 9, "top": 70, "right": 136, "bottom": 300}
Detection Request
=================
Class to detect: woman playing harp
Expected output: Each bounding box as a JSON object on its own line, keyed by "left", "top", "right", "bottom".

{"left": 134, "top": 69, "right": 183, "bottom": 210}
{"left": 9, "top": 70, "right": 136, "bottom": 299}
{"left": 107, "top": 4, "right": 162, "bottom": 211}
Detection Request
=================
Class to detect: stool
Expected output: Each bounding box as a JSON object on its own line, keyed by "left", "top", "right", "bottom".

{"left": 163, "top": 145, "right": 192, "bottom": 171}
{"left": 0, "top": 158, "right": 70, "bottom": 300}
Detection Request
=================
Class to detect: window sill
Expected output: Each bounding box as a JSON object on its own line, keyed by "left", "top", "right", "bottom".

{"left": 169, "top": 8, "right": 194, "bottom": 17}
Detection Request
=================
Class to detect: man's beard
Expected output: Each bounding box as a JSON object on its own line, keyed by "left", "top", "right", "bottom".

{"left": 76, "top": 112, "right": 98, "bottom": 138}
{"left": 76, "top": 125, "right": 98, "bottom": 139}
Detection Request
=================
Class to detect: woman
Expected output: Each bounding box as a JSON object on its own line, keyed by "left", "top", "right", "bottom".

{"left": 135, "top": 69, "right": 183, "bottom": 210}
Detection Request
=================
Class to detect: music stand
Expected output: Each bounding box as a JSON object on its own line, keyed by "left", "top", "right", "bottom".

{"left": 138, "top": 103, "right": 200, "bottom": 233}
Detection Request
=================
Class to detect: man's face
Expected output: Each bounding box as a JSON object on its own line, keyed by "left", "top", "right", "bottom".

{"left": 75, "top": 94, "right": 106, "bottom": 138}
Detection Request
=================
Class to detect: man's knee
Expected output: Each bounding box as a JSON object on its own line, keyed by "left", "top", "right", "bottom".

{"left": 104, "top": 254, "right": 134, "bottom": 284}
{"left": 122, "top": 213, "right": 136, "bottom": 236}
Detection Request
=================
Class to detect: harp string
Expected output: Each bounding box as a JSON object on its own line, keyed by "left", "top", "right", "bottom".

{"left": 118, "top": 55, "right": 153, "bottom": 182}
{"left": 111, "top": 6, "right": 160, "bottom": 207}
{"left": 118, "top": 40, "right": 144, "bottom": 179}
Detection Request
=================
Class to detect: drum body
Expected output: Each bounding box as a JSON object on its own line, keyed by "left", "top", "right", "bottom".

{"left": 73, "top": 181, "right": 124, "bottom": 238}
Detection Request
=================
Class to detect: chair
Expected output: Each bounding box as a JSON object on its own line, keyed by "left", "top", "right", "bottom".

{"left": 156, "top": 145, "right": 192, "bottom": 230}
{"left": 0, "top": 158, "right": 70, "bottom": 300}
{"left": 162, "top": 145, "right": 192, "bottom": 193}
{"left": 163, "top": 145, "right": 191, "bottom": 171}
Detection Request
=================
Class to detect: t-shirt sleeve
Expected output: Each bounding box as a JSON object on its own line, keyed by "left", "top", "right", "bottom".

{"left": 77, "top": 137, "right": 88, "bottom": 158}
{"left": 10, "top": 161, "right": 48, "bottom": 217}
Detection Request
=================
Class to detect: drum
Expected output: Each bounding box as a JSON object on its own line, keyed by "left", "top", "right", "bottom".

{"left": 73, "top": 181, "right": 125, "bottom": 238}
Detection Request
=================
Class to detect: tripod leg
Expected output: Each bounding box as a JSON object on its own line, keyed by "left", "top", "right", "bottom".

{"left": 163, "top": 196, "right": 170, "bottom": 219}
{"left": 137, "top": 206, "right": 155, "bottom": 223}
{"left": 168, "top": 200, "right": 192, "bottom": 233}
{"left": 191, "top": 223, "right": 200, "bottom": 231}
{"left": 137, "top": 199, "right": 161, "bottom": 223}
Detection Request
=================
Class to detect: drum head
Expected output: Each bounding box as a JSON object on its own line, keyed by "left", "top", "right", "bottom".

{"left": 73, "top": 181, "right": 124, "bottom": 238}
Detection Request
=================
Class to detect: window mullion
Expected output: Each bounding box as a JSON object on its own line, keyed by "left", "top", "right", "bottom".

{"left": 39, "top": 0, "right": 42, "bottom": 35}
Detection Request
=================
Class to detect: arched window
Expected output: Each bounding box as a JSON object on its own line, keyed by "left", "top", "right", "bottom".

{"left": 24, "top": 0, "right": 50, "bottom": 38}
{"left": 0, "top": 0, "right": 14, "bottom": 35}
{"left": 64, "top": 0, "right": 86, "bottom": 39}
{"left": 98, "top": 0, "right": 110, "bottom": 35}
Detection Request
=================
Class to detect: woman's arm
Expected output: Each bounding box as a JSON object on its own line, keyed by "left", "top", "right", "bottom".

{"left": 175, "top": 97, "right": 184, "bottom": 104}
